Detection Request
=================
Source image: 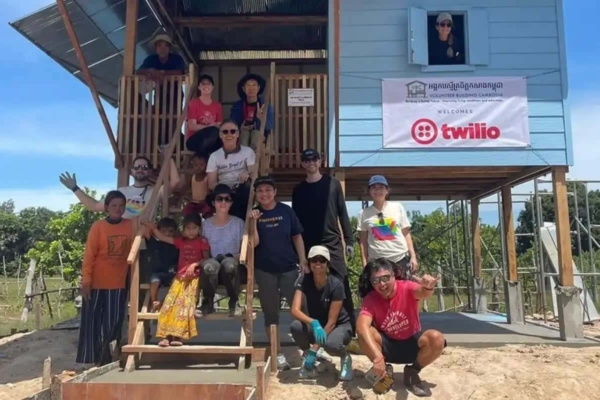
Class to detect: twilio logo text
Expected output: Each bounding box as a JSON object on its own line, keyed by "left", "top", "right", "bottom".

{"left": 411, "top": 119, "right": 501, "bottom": 145}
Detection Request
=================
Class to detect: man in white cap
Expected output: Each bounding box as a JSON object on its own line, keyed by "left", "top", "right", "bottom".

{"left": 138, "top": 33, "right": 187, "bottom": 78}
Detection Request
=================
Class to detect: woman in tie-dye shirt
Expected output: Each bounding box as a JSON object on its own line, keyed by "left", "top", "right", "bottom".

{"left": 357, "top": 175, "right": 418, "bottom": 280}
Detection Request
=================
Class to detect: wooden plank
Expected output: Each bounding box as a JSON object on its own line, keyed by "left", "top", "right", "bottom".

{"left": 128, "top": 257, "right": 140, "bottom": 344}
{"left": 334, "top": 0, "right": 341, "bottom": 168}
{"left": 42, "top": 357, "right": 51, "bottom": 389}
{"left": 123, "top": 0, "right": 139, "bottom": 75}
{"left": 137, "top": 311, "right": 256, "bottom": 321}
{"left": 238, "top": 326, "right": 247, "bottom": 371}
{"left": 269, "top": 325, "right": 278, "bottom": 373}
{"left": 121, "top": 345, "right": 254, "bottom": 354}
{"left": 256, "top": 363, "right": 265, "bottom": 400}
{"left": 552, "top": 167, "right": 574, "bottom": 286}
{"left": 502, "top": 186, "right": 518, "bottom": 281}
{"left": 471, "top": 199, "right": 482, "bottom": 279}
{"left": 56, "top": 0, "right": 122, "bottom": 168}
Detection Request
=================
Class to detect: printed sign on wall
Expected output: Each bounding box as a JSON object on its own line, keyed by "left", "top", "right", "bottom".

{"left": 288, "top": 88, "right": 315, "bottom": 107}
{"left": 382, "top": 77, "right": 530, "bottom": 148}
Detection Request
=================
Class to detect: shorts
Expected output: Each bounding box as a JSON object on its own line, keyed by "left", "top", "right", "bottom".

{"left": 150, "top": 271, "right": 175, "bottom": 286}
{"left": 182, "top": 200, "right": 214, "bottom": 218}
{"left": 381, "top": 331, "right": 447, "bottom": 364}
{"left": 392, "top": 256, "right": 409, "bottom": 280}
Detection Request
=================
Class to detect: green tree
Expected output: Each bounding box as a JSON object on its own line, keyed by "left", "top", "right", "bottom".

{"left": 516, "top": 183, "right": 600, "bottom": 255}
{"left": 27, "top": 189, "right": 104, "bottom": 283}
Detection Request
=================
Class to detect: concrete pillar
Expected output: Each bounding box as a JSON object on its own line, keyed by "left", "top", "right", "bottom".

{"left": 504, "top": 280, "right": 525, "bottom": 324}
{"left": 471, "top": 277, "right": 487, "bottom": 313}
{"left": 555, "top": 286, "right": 584, "bottom": 340}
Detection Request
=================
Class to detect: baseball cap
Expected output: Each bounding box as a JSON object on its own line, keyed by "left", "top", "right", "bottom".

{"left": 368, "top": 175, "right": 389, "bottom": 187}
{"left": 253, "top": 175, "right": 276, "bottom": 189}
{"left": 436, "top": 12, "right": 453, "bottom": 24}
{"left": 301, "top": 148, "right": 320, "bottom": 162}
{"left": 308, "top": 245, "right": 330, "bottom": 261}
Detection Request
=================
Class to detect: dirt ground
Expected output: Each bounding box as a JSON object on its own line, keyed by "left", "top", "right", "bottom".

{"left": 1, "top": 323, "right": 600, "bottom": 400}
{"left": 0, "top": 329, "right": 89, "bottom": 400}
{"left": 269, "top": 345, "right": 600, "bottom": 400}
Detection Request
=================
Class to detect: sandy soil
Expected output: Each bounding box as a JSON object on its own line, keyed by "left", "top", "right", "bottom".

{"left": 1, "top": 325, "right": 600, "bottom": 400}
{"left": 268, "top": 345, "right": 600, "bottom": 400}
{"left": 0, "top": 329, "right": 90, "bottom": 400}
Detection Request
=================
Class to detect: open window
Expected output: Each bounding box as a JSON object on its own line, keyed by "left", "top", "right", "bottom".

{"left": 408, "top": 7, "right": 490, "bottom": 72}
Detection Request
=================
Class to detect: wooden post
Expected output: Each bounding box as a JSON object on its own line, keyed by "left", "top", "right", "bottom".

{"left": 21, "top": 259, "right": 36, "bottom": 323}
{"left": 269, "top": 325, "right": 278, "bottom": 374}
{"left": 333, "top": 0, "right": 341, "bottom": 168}
{"left": 471, "top": 199, "right": 482, "bottom": 279}
{"left": 123, "top": 0, "right": 139, "bottom": 76}
{"left": 55, "top": 0, "right": 122, "bottom": 168}
{"left": 552, "top": 167, "right": 574, "bottom": 287}
{"left": 42, "top": 357, "right": 52, "bottom": 389}
{"left": 501, "top": 186, "right": 518, "bottom": 281}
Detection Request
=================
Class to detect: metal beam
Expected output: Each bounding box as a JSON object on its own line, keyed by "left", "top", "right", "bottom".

{"left": 56, "top": 0, "right": 122, "bottom": 168}
{"left": 173, "top": 15, "right": 327, "bottom": 27}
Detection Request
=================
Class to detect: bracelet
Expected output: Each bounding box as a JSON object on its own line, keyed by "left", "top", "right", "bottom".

{"left": 72, "top": 185, "right": 80, "bottom": 193}
{"left": 423, "top": 286, "right": 434, "bottom": 291}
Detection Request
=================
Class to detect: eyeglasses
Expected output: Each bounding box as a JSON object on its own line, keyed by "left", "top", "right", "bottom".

{"left": 309, "top": 256, "right": 328, "bottom": 264}
{"left": 377, "top": 212, "right": 385, "bottom": 225}
{"left": 438, "top": 22, "right": 452, "bottom": 28}
{"left": 371, "top": 274, "right": 392, "bottom": 285}
{"left": 215, "top": 196, "right": 233, "bottom": 203}
{"left": 221, "top": 129, "right": 238, "bottom": 135}
{"left": 132, "top": 165, "right": 150, "bottom": 171}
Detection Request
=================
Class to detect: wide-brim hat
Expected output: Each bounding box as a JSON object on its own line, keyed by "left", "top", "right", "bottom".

{"left": 207, "top": 184, "right": 234, "bottom": 204}
{"left": 237, "top": 73, "right": 266, "bottom": 99}
{"left": 152, "top": 33, "right": 173, "bottom": 46}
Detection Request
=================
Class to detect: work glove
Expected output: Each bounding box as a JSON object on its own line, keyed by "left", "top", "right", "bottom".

{"left": 311, "top": 320, "right": 327, "bottom": 346}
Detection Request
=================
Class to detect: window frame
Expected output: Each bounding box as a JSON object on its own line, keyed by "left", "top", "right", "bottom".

{"left": 408, "top": 6, "right": 490, "bottom": 73}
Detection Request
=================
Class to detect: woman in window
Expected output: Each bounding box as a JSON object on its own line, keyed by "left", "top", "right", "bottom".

{"left": 357, "top": 175, "right": 418, "bottom": 280}
{"left": 428, "top": 12, "right": 464, "bottom": 65}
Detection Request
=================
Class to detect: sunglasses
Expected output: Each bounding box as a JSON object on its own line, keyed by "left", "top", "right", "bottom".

{"left": 215, "top": 196, "right": 232, "bottom": 203}
{"left": 221, "top": 129, "right": 238, "bottom": 135}
{"left": 438, "top": 22, "right": 452, "bottom": 28}
{"left": 132, "top": 165, "right": 150, "bottom": 171}
{"left": 371, "top": 274, "right": 392, "bottom": 285}
{"left": 309, "top": 256, "right": 328, "bottom": 264}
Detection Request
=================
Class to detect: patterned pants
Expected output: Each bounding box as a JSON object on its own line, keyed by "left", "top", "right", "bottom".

{"left": 156, "top": 276, "right": 199, "bottom": 340}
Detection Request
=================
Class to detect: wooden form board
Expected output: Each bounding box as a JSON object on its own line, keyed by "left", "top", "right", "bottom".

{"left": 552, "top": 167, "right": 574, "bottom": 286}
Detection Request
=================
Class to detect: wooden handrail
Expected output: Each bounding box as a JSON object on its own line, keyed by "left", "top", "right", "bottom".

{"left": 127, "top": 64, "right": 197, "bottom": 265}
{"left": 239, "top": 63, "right": 275, "bottom": 266}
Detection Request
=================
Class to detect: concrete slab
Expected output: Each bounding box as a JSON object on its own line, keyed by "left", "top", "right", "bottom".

{"left": 90, "top": 364, "right": 257, "bottom": 385}
{"left": 143, "top": 311, "right": 599, "bottom": 348}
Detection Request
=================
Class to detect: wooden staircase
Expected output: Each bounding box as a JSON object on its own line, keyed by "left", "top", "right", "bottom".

{"left": 119, "top": 63, "right": 273, "bottom": 372}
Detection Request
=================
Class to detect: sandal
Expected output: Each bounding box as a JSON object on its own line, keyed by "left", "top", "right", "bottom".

{"left": 158, "top": 339, "right": 170, "bottom": 347}
{"left": 170, "top": 338, "right": 183, "bottom": 347}
{"left": 151, "top": 301, "right": 161, "bottom": 313}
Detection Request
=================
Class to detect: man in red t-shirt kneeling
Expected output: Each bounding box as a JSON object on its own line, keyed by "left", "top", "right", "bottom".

{"left": 357, "top": 258, "right": 446, "bottom": 397}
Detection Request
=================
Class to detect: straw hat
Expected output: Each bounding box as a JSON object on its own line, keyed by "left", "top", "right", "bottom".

{"left": 152, "top": 33, "right": 173, "bottom": 46}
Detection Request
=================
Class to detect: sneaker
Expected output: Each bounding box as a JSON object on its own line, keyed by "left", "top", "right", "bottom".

{"left": 403, "top": 365, "right": 429, "bottom": 397}
{"left": 299, "top": 364, "right": 319, "bottom": 379}
{"left": 339, "top": 354, "right": 353, "bottom": 381}
{"left": 195, "top": 302, "right": 214, "bottom": 318}
{"left": 277, "top": 353, "right": 291, "bottom": 371}
{"left": 316, "top": 347, "right": 332, "bottom": 363}
{"left": 228, "top": 303, "right": 243, "bottom": 317}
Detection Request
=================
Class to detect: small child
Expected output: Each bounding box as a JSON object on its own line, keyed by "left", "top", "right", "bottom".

{"left": 145, "top": 217, "right": 179, "bottom": 312}
{"left": 142, "top": 214, "right": 210, "bottom": 347}
{"left": 182, "top": 153, "right": 214, "bottom": 218}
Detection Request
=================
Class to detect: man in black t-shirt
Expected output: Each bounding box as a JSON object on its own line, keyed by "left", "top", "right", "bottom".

{"left": 251, "top": 176, "right": 308, "bottom": 371}
{"left": 292, "top": 148, "right": 356, "bottom": 335}
{"left": 290, "top": 246, "right": 353, "bottom": 380}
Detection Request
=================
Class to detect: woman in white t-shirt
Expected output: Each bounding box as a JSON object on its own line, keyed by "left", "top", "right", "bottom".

{"left": 206, "top": 120, "right": 256, "bottom": 219}
{"left": 357, "top": 175, "right": 418, "bottom": 279}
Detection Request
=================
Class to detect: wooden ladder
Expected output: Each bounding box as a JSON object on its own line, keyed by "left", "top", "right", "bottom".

{"left": 120, "top": 63, "right": 276, "bottom": 372}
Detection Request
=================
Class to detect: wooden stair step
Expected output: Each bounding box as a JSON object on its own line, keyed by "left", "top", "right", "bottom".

{"left": 122, "top": 345, "right": 253, "bottom": 355}
{"left": 140, "top": 283, "right": 258, "bottom": 292}
{"left": 137, "top": 310, "right": 257, "bottom": 321}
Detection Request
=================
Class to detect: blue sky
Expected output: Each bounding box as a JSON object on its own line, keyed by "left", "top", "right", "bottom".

{"left": 0, "top": 1, "right": 598, "bottom": 226}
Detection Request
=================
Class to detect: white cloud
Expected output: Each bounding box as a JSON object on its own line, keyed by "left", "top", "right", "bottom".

{"left": 0, "top": 184, "right": 114, "bottom": 212}
{"left": 568, "top": 95, "right": 600, "bottom": 181}
{"left": 0, "top": 136, "right": 115, "bottom": 160}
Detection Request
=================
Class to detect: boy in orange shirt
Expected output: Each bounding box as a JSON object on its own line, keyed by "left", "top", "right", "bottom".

{"left": 76, "top": 191, "right": 135, "bottom": 366}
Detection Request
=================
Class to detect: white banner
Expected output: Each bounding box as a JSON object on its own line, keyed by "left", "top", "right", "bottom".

{"left": 382, "top": 77, "right": 530, "bottom": 148}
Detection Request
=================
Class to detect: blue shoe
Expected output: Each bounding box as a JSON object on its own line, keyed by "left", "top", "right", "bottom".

{"left": 339, "top": 354, "right": 353, "bottom": 381}
{"left": 299, "top": 358, "right": 319, "bottom": 379}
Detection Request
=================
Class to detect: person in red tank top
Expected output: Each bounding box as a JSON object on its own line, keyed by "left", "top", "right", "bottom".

{"left": 185, "top": 74, "right": 223, "bottom": 155}
{"left": 357, "top": 258, "right": 446, "bottom": 397}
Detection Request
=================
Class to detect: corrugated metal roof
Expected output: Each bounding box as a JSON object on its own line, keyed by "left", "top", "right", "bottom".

{"left": 199, "top": 50, "right": 327, "bottom": 61}
{"left": 10, "top": 0, "right": 164, "bottom": 107}
{"left": 190, "top": 24, "right": 326, "bottom": 52}
{"left": 181, "top": 0, "right": 326, "bottom": 16}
